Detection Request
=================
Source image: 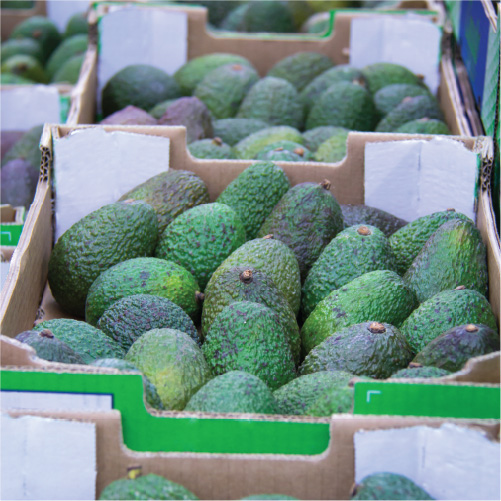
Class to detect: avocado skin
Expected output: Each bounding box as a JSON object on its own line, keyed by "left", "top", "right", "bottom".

{"left": 301, "top": 270, "right": 418, "bottom": 357}
{"left": 300, "top": 321, "right": 413, "bottom": 379}
{"left": 202, "top": 266, "right": 301, "bottom": 364}
{"left": 185, "top": 370, "right": 279, "bottom": 414}
{"left": 1, "top": 38, "right": 43, "bottom": 64}
{"left": 341, "top": 204, "right": 408, "bottom": 237}
{"left": 412, "top": 324, "right": 500, "bottom": 372}
{"left": 373, "top": 83, "right": 431, "bottom": 117}
{"left": 48, "top": 201, "right": 158, "bottom": 317}
{"left": 304, "top": 384, "right": 355, "bottom": 416}
{"left": 351, "top": 472, "right": 435, "bottom": 500}
{"left": 45, "top": 33, "right": 87, "bottom": 80}
{"left": 51, "top": 53, "right": 84, "bottom": 84}
{"left": 389, "top": 366, "right": 451, "bottom": 379}
{"left": 216, "top": 161, "right": 291, "bottom": 240}
{"left": 119, "top": 170, "right": 209, "bottom": 237}
{"left": 33, "top": 319, "right": 125, "bottom": 363}
{"left": 100, "top": 105, "right": 157, "bottom": 126}
{"left": 97, "top": 294, "right": 200, "bottom": 351}
{"left": 301, "top": 225, "right": 396, "bottom": 320}
{"left": 85, "top": 257, "right": 201, "bottom": 326}
{"left": 98, "top": 473, "right": 198, "bottom": 500}
{"left": 1, "top": 54, "right": 48, "bottom": 83}
{"left": 15, "top": 330, "right": 85, "bottom": 365}
{"left": 400, "top": 288, "right": 498, "bottom": 353}
{"left": 361, "top": 62, "right": 424, "bottom": 95}
{"left": 155, "top": 203, "right": 246, "bottom": 291}
{"left": 313, "top": 130, "right": 349, "bottom": 163}
{"left": 404, "top": 219, "right": 488, "bottom": 303}
{"left": 255, "top": 141, "right": 313, "bottom": 162}
{"left": 1, "top": 158, "right": 39, "bottom": 209}
{"left": 302, "top": 126, "right": 349, "bottom": 153}
{"left": 389, "top": 210, "right": 472, "bottom": 276}
{"left": 207, "top": 236, "right": 301, "bottom": 316}
{"left": 212, "top": 118, "right": 269, "bottom": 146}
{"left": 188, "top": 138, "right": 234, "bottom": 159}
{"left": 395, "top": 118, "right": 451, "bottom": 135}
{"left": 1, "top": 124, "right": 43, "bottom": 170}
{"left": 202, "top": 301, "right": 296, "bottom": 390}
{"left": 257, "top": 182, "right": 344, "bottom": 282}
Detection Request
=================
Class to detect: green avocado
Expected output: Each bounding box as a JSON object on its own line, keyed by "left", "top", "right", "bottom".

{"left": 395, "top": 118, "right": 451, "bottom": 135}
{"left": 1, "top": 158, "right": 39, "bottom": 209}
{"left": 45, "top": 33, "right": 87, "bottom": 79}
{"left": 341, "top": 204, "right": 408, "bottom": 237}
{"left": 302, "top": 126, "right": 349, "bottom": 153}
{"left": 254, "top": 141, "right": 312, "bottom": 162}
{"left": 239, "top": 0, "right": 296, "bottom": 33}
{"left": 188, "top": 138, "right": 234, "bottom": 159}
{"left": 64, "top": 12, "right": 89, "bottom": 38}
{"left": 148, "top": 99, "right": 178, "bottom": 119}
{"left": 304, "top": 384, "right": 355, "bottom": 416}
{"left": 212, "top": 118, "right": 269, "bottom": 146}
{"left": 0, "top": 73, "right": 34, "bottom": 84}
{"left": 373, "top": 83, "right": 431, "bottom": 117}
{"left": 361, "top": 62, "right": 425, "bottom": 95}
{"left": 313, "top": 129, "right": 350, "bottom": 163}
{"left": 50, "top": 53, "right": 84, "bottom": 84}
{"left": 1, "top": 54, "right": 47, "bottom": 83}
{"left": 1, "top": 37, "right": 43, "bottom": 64}
{"left": 389, "top": 364, "right": 452, "bottom": 379}
{"left": 1, "top": 124, "right": 43, "bottom": 169}
{"left": 202, "top": 301, "right": 296, "bottom": 390}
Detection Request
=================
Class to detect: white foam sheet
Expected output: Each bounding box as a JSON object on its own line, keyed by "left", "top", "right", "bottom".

{"left": 1, "top": 87, "right": 61, "bottom": 131}
{"left": 1, "top": 413, "right": 96, "bottom": 500}
{"left": 350, "top": 14, "right": 441, "bottom": 94}
{"left": 53, "top": 127, "right": 170, "bottom": 240}
{"left": 97, "top": 6, "right": 188, "bottom": 111}
{"left": 354, "top": 423, "right": 501, "bottom": 500}
{"left": 46, "top": 0, "right": 90, "bottom": 32}
{"left": 364, "top": 137, "right": 478, "bottom": 222}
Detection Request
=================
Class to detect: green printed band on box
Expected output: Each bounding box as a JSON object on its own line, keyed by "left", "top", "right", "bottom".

{"left": 0, "top": 224, "right": 23, "bottom": 246}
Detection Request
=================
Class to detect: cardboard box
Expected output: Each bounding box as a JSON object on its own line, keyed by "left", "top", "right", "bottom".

{"left": 0, "top": 0, "right": 46, "bottom": 40}
{"left": 0, "top": 205, "right": 26, "bottom": 249}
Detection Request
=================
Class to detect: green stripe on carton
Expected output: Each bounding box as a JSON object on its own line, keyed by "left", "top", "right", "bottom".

{"left": 0, "top": 224, "right": 23, "bottom": 246}
{"left": 353, "top": 382, "right": 500, "bottom": 419}
{"left": 481, "top": 19, "right": 499, "bottom": 137}
{"left": 1, "top": 370, "right": 330, "bottom": 455}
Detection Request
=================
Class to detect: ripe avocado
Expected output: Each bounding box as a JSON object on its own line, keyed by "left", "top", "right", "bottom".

{"left": 45, "top": 33, "right": 87, "bottom": 80}
{"left": 373, "top": 83, "right": 431, "bottom": 117}
{"left": 1, "top": 124, "right": 43, "bottom": 170}
{"left": 1, "top": 158, "right": 39, "bottom": 209}
{"left": 313, "top": 129, "right": 349, "bottom": 163}
{"left": 361, "top": 62, "right": 425, "bottom": 95}
{"left": 184, "top": 370, "right": 279, "bottom": 414}
{"left": 341, "top": 204, "right": 408, "bottom": 237}
{"left": 100, "top": 105, "right": 157, "bottom": 126}
{"left": 1, "top": 54, "right": 48, "bottom": 83}
{"left": 188, "top": 138, "right": 234, "bottom": 159}
{"left": 202, "top": 301, "right": 296, "bottom": 390}
{"left": 148, "top": 99, "right": 178, "bottom": 119}
{"left": 212, "top": 118, "right": 269, "bottom": 146}
{"left": 126, "top": 328, "right": 212, "bottom": 410}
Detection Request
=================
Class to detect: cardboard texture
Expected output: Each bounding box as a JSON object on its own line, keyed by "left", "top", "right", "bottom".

{"left": 0, "top": 0, "right": 46, "bottom": 40}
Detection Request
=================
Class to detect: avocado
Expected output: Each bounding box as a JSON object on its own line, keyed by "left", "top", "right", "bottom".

{"left": 351, "top": 472, "right": 434, "bottom": 500}
{"left": 51, "top": 53, "right": 84, "bottom": 84}
{"left": 341, "top": 204, "right": 408, "bottom": 237}
{"left": 302, "top": 126, "right": 349, "bottom": 153}
{"left": 202, "top": 267, "right": 301, "bottom": 363}
{"left": 233, "top": 125, "right": 303, "bottom": 160}
{"left": 301, "top": 225, "right": 396, "bottom": 320}
{"left": 64, "top": 11, "right": 88, "bottom": 38}
{"left": 126, "top": 328, "right": 212, "bottom": 410}
{"left": 218, "top": 3, "right": 248, "bottom": 31}
{"left": 33, "top": 319, "right": 125, "bottom": 363}
{"left": 100, "top": 105, "right": 157, "bottom": 126}
{"left": 156, "top": 96, "right": 213, "bottom": 144}
{"left": 148, "top": 99, "right": 178, "bottom": 119}
{"left": 313, "top": 129, "right": 349, "bottom": 163}
{"left": 399, "top": 287, "right": 498, "bottom": 353}
{"left": 390, "top": 363, "right": 452, "bottom": 379}
{"left": 301, "top": 11, "right": 331, "bottom": 34}
{"left": 101, "top": 64, "right": 182, "bottom": 118}
{"left": 273, "top": 370, "right": 354, "bottom": 415}
{"left": 207, "top": 235, "right": 301, "bottom": 316}
{"left": 375, "top": 94, "right": 443, "bottom": 132}
{"left": 257, "top": 180, "right": 344, "bottom": 282}
{"left": 194, "top": 63, "right": 259, "bottom": 119}
{"left": 15, "top": 329, "right": 85, "bottom": 365}
{"left": 45, "top": 34, "right": 87, "bottom": 79}
{"left": 190, "top": 0, "right": 242, "bottom": 26}
{"left": 404, "top": 218, "right": 488, "bottom": 302}
{"left": 236, "top": 76, "right": 304, "bottom": 129}
{"left": 184, "top": 370, "right": 279, "bottom": 414}
{"left": 301, "top": 270, "right": 419, "bottom": 357}
{"left": 1, "top": 54, "right": 48, "bottom": 83}
{"left": 118, "top": 169, "right": 209, "bottom": 237}
{"left": 241, "top": 497, "right": 297, "bottom": 501}
{"left": 85, "top": 257, "right": 202, "bottom": 326}
{"left": 306, "top": 81, "right": 376, "bottom": 131}
{"left": 212, "top": 118, "right": 269, "bottom": 146}
{"left": 389, "top": 209, "right": 472, "bottom": 276}
{"left": 174, "top": 53, "right": 253, "bottom": 96}
{"left": 1, "top": 158, "right": 39, "bottom": 209}
{"left": 202, "top": 301, "right": 296, "bottom": 389}
{"left": 395, "top": 118, "right": 451, "bottom": 135}
{"left": 361, "top": 62, "right": 425, "bottom": 95}
{"left": 412, "top": 324, "right": 500, "bottom": 372}
{"left": 155, "top": 203, "right": 246, "bottom": 291}
{"left": 216, "top": 161, "right": 291, "bottom": 240}
{"left": 9, "top": 15, "right": 61, "bottom": 63}
{"left": 48, "top": 201, "right": 158, "bottom": 317}
{"left": 255, "top": 141, "right": 313, "bottom": 162}
{"left": 373, "top": 83, "right": 431, "bottom": 117}
{"left": 1, "top": 124, "right": 43, "bottom": 170}
{"left": 0, "top": 73, "right": 34, "bottom": 84}
{"left": 267, "top": 52, "right": 333, "bottom": 92}
{"left": 97, "top": 294, "right": 200, "bottom": 351}
{"left": 188, "top": 138, "right": 234, "bottom": 159}
{"left": 1, "top": 38, "right": 43, "bottom": 64}
{"left": 239, "top": 0, "right": 295, "bottom": 33}
{"left": 304, "top": 384, "right": 355, "bottom": 416}
{"left": 91, "top": 358, "right": 164, "bottom": 410}
{"left": 99, "top": 473, "right": 198, "bottom": 500}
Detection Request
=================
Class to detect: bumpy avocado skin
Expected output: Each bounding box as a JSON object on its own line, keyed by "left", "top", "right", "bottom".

{"left": 257, "top": 182, "right": 344, "bottom": 282}
{"left": 216, "top": 162, "right": 291, "bottom": 240}
{"left": 351, "top": 472, "right": 435, "bottom": 500}
{"left": 48, "top": 201, "right": 158, "bottom": 317}
{"left": 202, "top": 301, "right": 296, "bottom": 390}
{"left": 97, "top": 294, "right": 200, "bottom": 351}
{"left": 85, "top": 257, "right": 201, "bottom": 326}
{"left": 255, "top": 140, "right": 312, "bottom": 162}
{"left": 155, "top": 203, "right": 246, "bottom": 291}
{"left": 98, "top": 473, "right": 198, "bottom": 500}
{"left": 361, "top": 62, "right": 424, "bottom": 95}
{"left": 389, "top": 366, "right": 452, "bottom": 379}
{"left": 126, "top": 329, "right": 212, "bottom": 410}
{"left": 300, "top": 322, "right": 414, "bottom": 379}
{"left": 313, "top": 130, "right": 349, "bottom": 163}
{"left": 301, "top": 270, "right": 418, "bottom": 357}
{"left": 395, "top": 118, "right": 451, "bottom": 135}
{"left": 304, "top": 384, "right": 355, "bottom": 416}
{"left": 302, "top": 126, "right": 349, "bottom": 153}
{"left": 207, "top": 236, "right": 301, "bottom": 316}
{"left": 341, "top": 204, "right": 408, "bottom": 237}
{"left": 202, "top": 266, "right": 300, "bottom": 364}
{"left": 185, "top": 370, "right": 279, "bottom": 414}
{"left": 119, "top": 170, "right": 209, "bottom": 237}
{"left": 188, "top": 138, "right": 234, "bottom": 159}
{"left": 404, "top": 219, "right": 488, "bottom": 303}
{"left": 212, "top": 118, "right": 269, "bottom": 146}
{"left": 389, "top": 210, "right": 472, "bottom": 275}
{"left": 33, "top": 319, "right": 125, "bottom": 363}
{"left": 412, "top": 324, "right": 500, "bottom": 372}
{"left": 301, "top": 225, "right": 396, "bottom": 319}
{"left": 400, "top": 288, "right": 498, "bottom": 353}
{"left": 373, "top": 83, "right": 431, "bottom": 117}
{"left": 1, "top": 123, "right": 43, "bottom": 169}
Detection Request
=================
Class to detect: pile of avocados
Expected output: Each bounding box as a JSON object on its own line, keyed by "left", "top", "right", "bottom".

{"left": 99, "top": 52, "right": 451, "bottom": 163}
{"left": 15, "top": 161, "right": 498, "bottom": 420}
